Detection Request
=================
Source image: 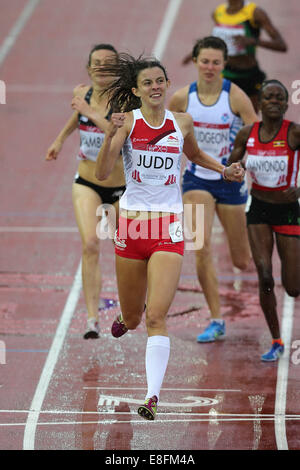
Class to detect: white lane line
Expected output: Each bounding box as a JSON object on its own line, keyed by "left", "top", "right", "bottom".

{"left": 0, "top": 227, "right": 78, "bottom": 232}
{"left": 22, "top": 261, "right": 82, "bottom": 450}
{"left": 8, "top": 84, "right": 72, "bottom": 93}
{"left": 275, "top": 293, "right": 295, "bottom": 450}
{"left": 83, "top": 387, "right": 242, "bottom": 392}
{"left": 3, "top": 416, "right": 300, "bottom": 427}
{"left": 0, "top": 0, "right": 41, "bottom": 67}
{"left": 152, "top": 0, "right": 182, "bottom": 60}
{"left": 2, "top": 410, "right": 300, "bottom": 418}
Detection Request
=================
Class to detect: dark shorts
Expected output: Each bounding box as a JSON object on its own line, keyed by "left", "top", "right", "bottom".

{"left": 114, "top": 214, "right": 184, "bottom": 260}
{"left": 246, "top": 195, "right": 300, "bottom": 237}
{"left": 74, "top": 174, "right": 126, "bottom": 205}
{"left": 182, "top": 170, "right": 248, "bottom": 205}
{"left": 223, "top": 64, "right": 266, "bottom": 96}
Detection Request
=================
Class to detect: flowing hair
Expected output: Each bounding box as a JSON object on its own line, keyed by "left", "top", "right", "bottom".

{"left": 100, "top": 53, "right": 169, "bottom": 113}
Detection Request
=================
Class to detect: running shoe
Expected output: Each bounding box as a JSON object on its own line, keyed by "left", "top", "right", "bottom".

{"left": 138, "top": 395, "right": 158, "bottom": 421}
{"left": 197, "top": 320, "right": 225, "bottom": 343}
{"left": 83, "top": 318, "right": 100, "bottom": 339}
{"left": 111, "top": 314, "right": 128, "bottom": 338}
{"left": 261, "top": 342, "right": 284, "bottom": 362}
{"left": 99, "top": 298, "right": 118, "bottom": 310}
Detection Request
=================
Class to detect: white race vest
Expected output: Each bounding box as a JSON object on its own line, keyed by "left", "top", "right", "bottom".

{"left": 185, "top": 79, "right": 241, "bottom": 180}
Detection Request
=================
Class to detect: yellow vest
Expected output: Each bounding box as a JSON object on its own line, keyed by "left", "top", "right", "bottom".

{"left": 212, "top": 2, "right": 259, "bottom": 56}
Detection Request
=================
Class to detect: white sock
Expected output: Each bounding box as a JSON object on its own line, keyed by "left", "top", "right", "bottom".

{"left": 145, "top": 335, "right": 170, "bottom": 402}
{"left": 211, "top": 318, "right": 224, "bottom": 325}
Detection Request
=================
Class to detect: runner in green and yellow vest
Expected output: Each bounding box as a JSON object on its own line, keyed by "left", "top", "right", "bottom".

{"left": 182, "top": 1, "right": 287, "bottom": 112}
{"left": 212, "top": 1, "right": 287, "bottom": 111}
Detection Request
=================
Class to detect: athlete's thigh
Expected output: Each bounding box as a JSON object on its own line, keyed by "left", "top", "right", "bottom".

{"left": 146, "top": 251, "right": 183, "bottom": 315}
{"left": 103, "top": 199, "right": 119, "bottom": 240}
{"left": 247, "top": 224, "right": 274, "bottom": 272}
{"left": 275, "top": 233, "right": 300, "bottom": 290}
{"left": 183, "top": 190, "right": 216, "bottom": 245}
{"left": 72, "top": 183, "right": 102, "bottom": 242}
{"left": 115, "top": 255, "right": 148, "bottom": 316}
{"left": 217, "top": 203, "right": 250, "bottom": 260}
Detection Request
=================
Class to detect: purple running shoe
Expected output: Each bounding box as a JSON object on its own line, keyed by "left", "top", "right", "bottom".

{"left": 111, "top": 314, "right": 128, "bottom": 338}
{"left": 138, "top": 395, "right": 158, "bottom": 421}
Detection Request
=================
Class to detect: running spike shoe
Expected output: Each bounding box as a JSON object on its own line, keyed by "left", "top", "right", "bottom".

{"left": 196, "top": 320, "right": 225, "bottom": 343}
{"left": 83, "top": 318, "right": 100, "bottom": 339}
{"left": 111, "top": 314, "right": 128, "bottom": 338}
{"left": 261, "top": 342, "right": 284, "bottom": 362}
{"left": 138, "top": 395, "right": 158, "bottom": 421}
{"left": 98, "top": 298, "right": 118, "bottom": 310}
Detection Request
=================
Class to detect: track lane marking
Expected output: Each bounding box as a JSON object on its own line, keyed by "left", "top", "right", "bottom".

{"left": 22, "top": 262, "right": 82, "bottom": 450}
{"left": 152, "top": 0, "right": 182, "bottom": 60}
{"left": 0, "top": 0, "right": 41, "bottom": 67}
{"left": 275, "top": 293, "right": 295, "bottom": 450}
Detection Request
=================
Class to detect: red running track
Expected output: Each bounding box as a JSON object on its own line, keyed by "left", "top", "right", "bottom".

{"left": 0, "top": 0, "right": 299, "bottom": 452}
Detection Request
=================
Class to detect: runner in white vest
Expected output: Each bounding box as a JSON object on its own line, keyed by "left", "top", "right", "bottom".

{"left": 85, "top": 53, "right": 244, "bottom": 420}
{"left": 169, "top": 36, "right": 258, "bottom": 343}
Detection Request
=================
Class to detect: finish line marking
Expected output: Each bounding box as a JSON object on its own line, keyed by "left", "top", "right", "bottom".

{"left": 2, "top": 414, "right": 300, "bottom": 428}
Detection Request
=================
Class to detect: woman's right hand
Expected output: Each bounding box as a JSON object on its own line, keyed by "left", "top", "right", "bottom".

{"left": 45, "top": 140, "right": 63, "bottom": 160}
{"left": 107, "top": 113, "right": 126, "bottom": 138}
{"left": 71, "top": 95, "right": 91, "bottom": 116}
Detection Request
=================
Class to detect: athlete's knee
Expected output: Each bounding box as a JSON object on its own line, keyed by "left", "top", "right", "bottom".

{"left": 125, "top": 316, "right": 141, "bottom": 330}
{"left": 284, "top": 286, "right": 300, "bottom": 298}
{"left": 232, "top": 256, "right": 250, "bottom": 271}
{"left": 195, "top": 244, "right": 211, "bottom": 263}
{"left": 258, "top": 272, "right": 275, "bottom": 295}
{"left": 145, "top": 307, "right": 165, "bottom": 331}
{"left": 82, "top": 236, "right": 100, "bottom": 257}
{"left": 122, "top": 308, "right": 144, "bottom": 330}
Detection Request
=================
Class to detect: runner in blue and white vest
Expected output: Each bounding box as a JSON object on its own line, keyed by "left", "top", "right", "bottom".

{"left": 169, "top": 36, "right": 258, "bottom": 343}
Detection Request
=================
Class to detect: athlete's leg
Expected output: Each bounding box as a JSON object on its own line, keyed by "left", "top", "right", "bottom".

{"left": 146, "top": 251, "right": 183, "bottom": 336}
{"left": 115, "top": 255, "right": 148, "bottom": 330}
{"left": 103, "top": 198, "right": 121, "bottom": 240}
{"left": 72, "top": 183, "right": 102, "bottom": 322}
{"left": 143, "top": 251, "right": 183, "bottom": 407}
{"left": 275, "top": 233, "right": 300, "bottom": 298}
{"left": 216, "top": 203, "right": 251, "bottom": 270}
{"left": 183, "top": 190, "right": 220, "bottom": 318}
{"left": 247, "top": 224, "right": 280, "bottom": 339}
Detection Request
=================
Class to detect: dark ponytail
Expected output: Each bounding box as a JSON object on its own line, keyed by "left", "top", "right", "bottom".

{"left": 101, "top": 53, "right": 169, "bottom": 112}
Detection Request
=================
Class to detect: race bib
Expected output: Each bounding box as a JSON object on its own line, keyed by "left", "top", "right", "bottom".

{"left": 212, "top": 25, "right": 246, "bottom": 56}
{"left": 169, "top": 221, "right": 183, "bottom": 243}
{"left": 79, "top": 126, "right": 105, "bottom": 161}
{"left": 246, "top": 154, "right": 289, "bottom": 188}
{"left": 194, "top": 122, "right": 230, "bottom": 158}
